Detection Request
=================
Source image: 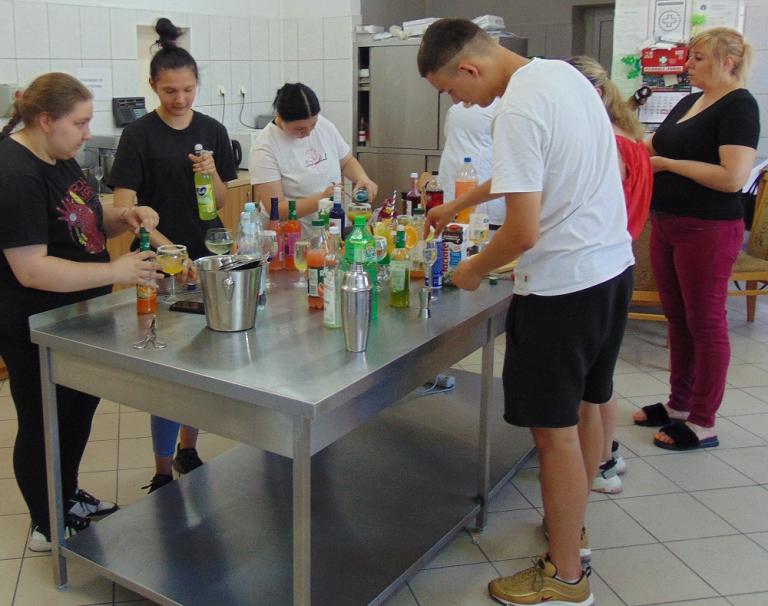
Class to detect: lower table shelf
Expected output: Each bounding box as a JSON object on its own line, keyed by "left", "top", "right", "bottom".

{"left": 64, "top": 370, "right": 533, "bottom": 606}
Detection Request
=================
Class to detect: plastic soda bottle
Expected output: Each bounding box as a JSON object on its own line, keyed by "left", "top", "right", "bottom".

{"left": 344, "top": 215, "right": 378, "bottom": 320}
{"left": 405, "top": 172, "right": 421, "bottom": 214}
{"left": 237, "top": 201, "right": 261, "bottom": 255}
{"left": 136, "top": 227, "right": 157, "bottom": 314}
{"left": 323, "top": 225, "right": 343, "bottom": 327}
{"left": 193, "top": 143, "right": 217, "bottom": 220}
{"left": 283, "top": 200, "right": 301, "bottom": 270}
{"left": 455, "top": 157, "right": 478, "bottom": 224}
{"left": 390, "top": 225, "right": 410, "bottom": 308}
{"left": 425, "top": 171, "right": 444, "bottom": 211}
{"left": 307, "top": 219, "right": 327, "bottom": 309}
{"left": 268, "top": 197, "right": 284, "bottom": 271}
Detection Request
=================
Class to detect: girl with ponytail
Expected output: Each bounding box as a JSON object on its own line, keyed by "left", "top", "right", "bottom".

{"left": 0, "top": 72, "right": 161, "bottom": 551}
{"left": 109, "top": 18, "right": 238, "bottom": 493}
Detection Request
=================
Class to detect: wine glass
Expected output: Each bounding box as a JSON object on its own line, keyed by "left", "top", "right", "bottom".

{"left": 421, "top": 239, "right": 438, "bottom": 290}
{"left": 373, "top": 235, "right": 389, "bottom": 287}
{"left": 260, "top": 230, "right": 278, "bottom": 290}
{"left": 294, "top": 240, "right": 309, "bottom": 288}
{"left": 204, "top": 228, "right": 234, "bottom": 255}
{"left": 469, "top": 213, "right": 490, "bottom": 250}
{"left": 156, "top": 244, "right": 188, "bottom": 304}
{"left": 93, "top": 162, "right": 104, "bottom": 199}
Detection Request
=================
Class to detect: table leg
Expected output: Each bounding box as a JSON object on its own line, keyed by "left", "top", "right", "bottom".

{"left": 293, "top": 417, "right": 311, "bottom": 606}
{"left": 475, "top": 315, "right": 496, "bottom": 531}
{"left": 40, "top": 346, "right": 67, "bottom": 587}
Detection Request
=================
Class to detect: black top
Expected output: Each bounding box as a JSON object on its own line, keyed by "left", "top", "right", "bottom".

{"left": 108, "top": 111, "right": 237, "bottom": 260}
{"left": 651, "top": 89, "right": 760, "bottom": 220}
{"left": 0, "top": 137, "right": 111, "bottom": 335}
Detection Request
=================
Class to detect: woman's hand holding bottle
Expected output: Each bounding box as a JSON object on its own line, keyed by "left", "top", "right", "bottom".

{"left": 112, "top": 250, "right": 163, "bottom": 285}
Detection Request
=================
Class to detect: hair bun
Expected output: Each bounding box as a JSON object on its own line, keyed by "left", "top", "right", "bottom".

{"left": 155, "top": 17, "right": 181, "bottom": 47}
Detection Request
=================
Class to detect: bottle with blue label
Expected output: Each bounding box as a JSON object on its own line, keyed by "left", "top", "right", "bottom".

{"left": 193, "top": 143, "right": 217, "bottom": 221}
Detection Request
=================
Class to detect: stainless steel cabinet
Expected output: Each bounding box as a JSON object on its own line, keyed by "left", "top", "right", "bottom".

{"left": 358, "top": 151, "right": 430, "bottom": 200}
{"left": 369, "top": 45, "right": 440, "bottom": 150}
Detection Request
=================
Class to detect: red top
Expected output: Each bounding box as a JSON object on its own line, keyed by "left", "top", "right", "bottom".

{"left": 616, "top": 134, "right": 653, "bottom": 240}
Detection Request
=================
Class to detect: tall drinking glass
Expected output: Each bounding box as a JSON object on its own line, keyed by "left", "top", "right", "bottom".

{"left": 421, "top": 239, "right": 438, "bottom": 291}
{"left": 156, "top": 244, "right": 188, "bottom": 304}
{"left": 94, "top": 163, "right": 104, "bottom": 199}
{"left": 204, "top": 228, "right": 234, "bottom": 255}
{"left": 294, "top": 240, "right": 309, "bottom": 288}
{"left": 260, "top": 230, "right": 278, "bottom": 290}
{"left": 373, "top": 235, "right": 389, "bottom": 287}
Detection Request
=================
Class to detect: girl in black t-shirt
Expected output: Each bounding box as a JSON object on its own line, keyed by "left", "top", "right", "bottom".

{"left": 109, "top": 18, "right": 237, "bottom": 493}
{"left": 0, "top": 72, "right": 162, "bottom": 551}
{"left": 633, "top": 28, "right": 760, "bottom": 451}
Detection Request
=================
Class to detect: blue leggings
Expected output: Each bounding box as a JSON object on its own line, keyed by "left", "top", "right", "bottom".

{"left": 151, "top": 416, "right": 195, "bottom": 458}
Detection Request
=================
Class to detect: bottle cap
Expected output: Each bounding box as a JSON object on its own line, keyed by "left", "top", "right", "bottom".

{"left": 244, "top": 202, "right": 256, "bottom": 212}
{"left": 431, "top": 170, "right": 438, "bottom": 175}
{"left": 410, "top": 172, "right": 418, "bottom": 178}
{"left": 194, "top": 143, "right": 203, "bottom": 152}
{"left": 311, "top": 219, "right": 325, "bottom": 226}
{"left": 413, "top": 207, "right": 425, "bottom": 215}
{"left": 464, "top": 156, "right": 471, "bottom": 163}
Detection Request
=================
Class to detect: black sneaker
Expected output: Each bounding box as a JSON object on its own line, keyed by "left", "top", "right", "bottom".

{"left": 141, "top": 473, "right": 173, "bottom": 494}
{"left": 28, "top": 514, "right": 90, "bottom": 552}
{"left": 67, "top": 488, "right": 119, "bottom": 518}
{"left": 172, "top": 444, "right": 203, "bottom": 475}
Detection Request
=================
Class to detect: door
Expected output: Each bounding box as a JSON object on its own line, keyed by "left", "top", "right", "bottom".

{"left": 358, "top": 152, "right": 427, "bottom": 203}
{"left": 369, "top": 46, "right": 440, "bottom": 150}
{"left": 584, "top": 6, "right": 615, "bottom": 74}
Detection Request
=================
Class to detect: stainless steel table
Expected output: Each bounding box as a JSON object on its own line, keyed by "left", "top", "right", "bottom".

{"left": 31, "top": 274, "right": 531, "bottom": 605}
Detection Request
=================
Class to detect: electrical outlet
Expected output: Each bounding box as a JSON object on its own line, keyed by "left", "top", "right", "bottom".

{"left": 239, "top": 85, "right": 247, "bottom": 96}
{"left": 217, "top": 86, "right": 226, "bottom": 97}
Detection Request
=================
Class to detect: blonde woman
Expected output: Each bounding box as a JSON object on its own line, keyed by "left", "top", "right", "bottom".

{"left": 569, "top": 56, "right": 653, "bottom": 493}
{"left": 632, "top": 28, "right": 760, "bottom": 450}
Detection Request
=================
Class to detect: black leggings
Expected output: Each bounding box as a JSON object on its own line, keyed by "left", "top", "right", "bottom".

{"left": 1, "top": 336, "right": 99, "bottom": 530}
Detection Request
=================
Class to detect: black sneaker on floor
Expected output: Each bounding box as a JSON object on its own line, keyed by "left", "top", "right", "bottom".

{"left": 67, "top": 488, "right": 119, "bottom": 518}
{"left": 28, "top": 514, "right": 90, "bottom": 552}
{"left": 172, "top": 444, "right": 203, "bottom": 475}
{"left": 141, "top": 473, "right": 173, "bottom": 494}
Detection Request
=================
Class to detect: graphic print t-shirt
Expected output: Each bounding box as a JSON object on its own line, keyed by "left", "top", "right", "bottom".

{"left": 0, "top": 136, "right": 110, "bottom": 332}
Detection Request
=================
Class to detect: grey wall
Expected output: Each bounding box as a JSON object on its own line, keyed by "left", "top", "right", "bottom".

{"left": 361, "top": 0, "right": 427, "bottom": 29}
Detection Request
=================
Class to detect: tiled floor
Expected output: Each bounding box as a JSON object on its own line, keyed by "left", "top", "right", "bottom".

{"left": 2, "top": 298, "right": 768, "bottom": 605}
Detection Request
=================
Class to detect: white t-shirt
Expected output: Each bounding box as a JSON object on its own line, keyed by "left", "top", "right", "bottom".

{"left": 491, "top": 58, "right": 633, "bottom": 296}
{"left": 439, "top": 99, "right": 506, "bottom": 226}
{"left": 249, "top": 114, "right": 350, "bottom": 232}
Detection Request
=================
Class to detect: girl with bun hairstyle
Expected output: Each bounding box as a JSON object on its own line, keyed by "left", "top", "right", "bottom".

{"left": 0, "top": 72, "right": 161, "bottom": 551}
{"left": 109, "top": 18, "right": 238, "bottom": 492}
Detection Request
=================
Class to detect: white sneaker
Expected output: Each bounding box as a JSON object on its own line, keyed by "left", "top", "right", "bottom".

{"left": 67, "top": 488, "right": 118, "bottom": 518}
{"left": 612, "top": 441, "right": 627, "bottom": 475}
{"left": 592, "top": 458, "right": 623, "bottom": 494}
{"left": 28, "top": 515, "right": 90, "bottom": 552}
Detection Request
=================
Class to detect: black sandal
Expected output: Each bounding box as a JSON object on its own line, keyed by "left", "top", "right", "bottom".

{"left": 653, "top": 421, "right": 719, "bottom": 451}
{"left": 634, "top": 402, "right": 671, "bottom": 427}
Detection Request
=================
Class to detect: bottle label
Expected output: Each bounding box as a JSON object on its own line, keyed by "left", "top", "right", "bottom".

{"left": 390, "top": 260, "right": 408, "bottom": 292}
{"left": 364, "top": 243, "right": 377, "bottom": 264}
{"left": 323, "top": 269, "right": 338, "bottom": 325}
{"left": 196, "top": 184, "right": 216, "bottom": 219}
{"left": 285, "top": 232, "right": 300, "bottom": 259}
{"left": 330, "top": 218, "right": 342, "bottom": 232}
{"left": 308, "top": 267, "right": 323, "bottom": 297}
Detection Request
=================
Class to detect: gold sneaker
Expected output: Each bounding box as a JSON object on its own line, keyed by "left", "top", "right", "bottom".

{"left": 541, "top": 519, "right": 591, "bottom": 562}
{"left": 488, "top": 556, "right": 594, "bottom": 606}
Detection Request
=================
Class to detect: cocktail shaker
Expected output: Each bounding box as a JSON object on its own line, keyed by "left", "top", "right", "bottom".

{"left": 341, "top": 262, "right": 372, "bottom": 352}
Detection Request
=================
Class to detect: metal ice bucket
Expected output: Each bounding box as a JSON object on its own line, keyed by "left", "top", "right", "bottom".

{"left": 194, "top": 255, "right": 264, "bottom": 332}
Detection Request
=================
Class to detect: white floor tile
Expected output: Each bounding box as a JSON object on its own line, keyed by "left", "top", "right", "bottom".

{"left": 88, "top": 412, "right": 119, "bottom": 442}
{"left": 619, "top": 348, "right": 670, "bottom": 372}
{"left": 614, "top": 358, "right": 643, "bottom": 374}
{"left": 614, "top": 397, "right": 642, "bottom": 426}
{"left": 488, "top": 481, "right": 534, "bottom": 512}
{"left": 666, "top": 535, "right": 768, "bottom": 595}
{"left": 645, "top": 451, "right": 754, "bottom": 491}
{"left": 79, "top": 439, "right": 118, "bottom": 473}
{"left": 742, "top": 385, "right": 768, "bottom": 403}
{"left": 0, "top": 447, "right": 11, "bottom": 480}
{"left": 0, "top": 420, "right": 16, "bottom": 449}
{"left": 614, "top": 424, "right": 675, "bottom": 457}
{"left": 749, "top": 532, "right": 768, "bottom": 551}
{"left": 118, "top": 411, "right": 152, "bottom": 440}
{"left": 591, "top": 543, "right": 717, "bottom": 605}
{"left": 383, "top": 583, "right": 419, "bottom": 606}
{"left": 616, "top": 493, "right": 738, "bottom": 541}
{"left": 422, "top": 530, "right": 488, "bottom": 569}
{"left": 587, "top": 569, "right": 625, "bottom": 606}
{"left": 693, "top": 486, "right": 768, "bottom": 533}
{"left": 726, "top": 594, "right": 768, "bottom": 606}
{"left": 584, "top": 500, "right": 657, "bottom": 549}
{"left": 607, "top": 457, "right": 682, "bottom": 499}
{"left": 0, "top": 558, "right": 21, "bottom": 606}
{"left": 718, "top": 389, "right": 768, "bottom": 416}
{"left": 0, "top": 477, "right": 27, "bottom": 516}
{"left": 727, "top": 364, "right": 768, "bottom": 387}
{"left": 475, "top": 508, "right": 546, "bottom": 561}
{"left": 408, "top": 561, "right": 500, "bottom": 606}
{"left": 712, "top": 417, "right": 767, "bottom": 448}
{"left": 117, "top": 437, "right": 154, "bottom": 470}
{"left": 116, "top": 467, "right": 155, "bottom": 507}
{"left": 510, "top": 468, "right": 543, "bottom": 508}
{"left": 613, "top": 373, "right": 669, "bottom": 398}
{"left": 730, "top": 413, "right": 768, "bottom": 441}
{"left": 0, "top": 396, "right": 16, "bottom": 421}
{"left": 13, "top": 555, "right": 114, "bottom": 606}
{"left": 95, "top": 399, "right": 120, "bottom": 415}
{"left": 0, "top": 513, "right": 30, "bottom": 560}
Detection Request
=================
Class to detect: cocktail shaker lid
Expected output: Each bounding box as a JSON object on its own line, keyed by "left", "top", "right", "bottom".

{"left": 341, "top": 263, "right": 371, "bottom": 293}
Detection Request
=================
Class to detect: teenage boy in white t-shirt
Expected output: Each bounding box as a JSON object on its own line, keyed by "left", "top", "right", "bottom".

{"left": 419, "top": 19, "right": 633, "bottom": 606}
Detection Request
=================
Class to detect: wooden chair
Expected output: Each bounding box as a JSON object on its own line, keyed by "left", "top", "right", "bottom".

{"left": 630, "top": 170, "right": 768, "bottom": 322}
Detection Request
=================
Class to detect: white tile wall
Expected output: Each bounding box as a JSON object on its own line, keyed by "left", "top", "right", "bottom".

{"left": 210, "top": 60, "right": 232, "bottom": 103}
{"left": 17, "top": 59, "right": 51, "bottom": 86}
{"left": 282, "top": 19, "right": 298, "bottom": 61}
{"left": 188, "top": 14, "right": 211, "bottom": 61}
{"left": 299, "top": 60, "right": 324, "bottom": 100}
{"left": 0, "top": 59, "right": 17, "bottom": 83}
{"left": 112, "top": 60, "right": 139, "bottom": 97}
{"left": 230, "top": 17, "right": 251, "bottom": 61}
{"left": 250, "top": 61, "right": 271, "bottom": 102}
{"left": 110, "top": 9, "right": 137, "bottom": 60}
{"left": 15, "top": 2, "right": 49, "bottom": 59}
{"left": 209, "top": 16, "right": 230, "bottom": 60}
{"left": 230, "top": 61, "right": 250, "bottom": 98}
{"left": 323, "top": 58, "right": 352, "bottom": 102}
{"left": 322, "top": 100, "right": 352, "bottom": 143}
{"left": 196, "top": 61, "right": 212, "bottom": 106}
{"left": 0, "top": 1, "right": 15, "bottom": 59}
{"left": 268, "top": 19, "right": 282, "bottom": 61}
{"left": 48, "top": 4, "right": 81, "bottom": 59}
{"left": 268, "top": 60, "right": 282, "bottom": 99}
{"left": 250, "top": 19, "right": 270, "bottom": 61}
{"left": 80, "top": 6, "right": 110, "bottom": 60}
{"left": 50, "top": 59, "right": 82, "bottom": 76}
{"left": 297, "top": 18, "right": 323, "bottom": 61}
{"left": 283, "top": 60, "right": 298, "bottom": 84}
{"left": 323, "top": 16, "right": 352, "bottom": 60}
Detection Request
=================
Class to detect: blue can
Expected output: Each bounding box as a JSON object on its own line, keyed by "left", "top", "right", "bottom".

{"left": 426, "top": 237, "right": 443, "bottom": 289}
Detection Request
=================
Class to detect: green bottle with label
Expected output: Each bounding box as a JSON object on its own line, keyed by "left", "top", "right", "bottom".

{"left": 390, "top": 225, "right": 410, "bottom": 308}
{"left": 194, "top": 143, "right": 217, "bottom": 220}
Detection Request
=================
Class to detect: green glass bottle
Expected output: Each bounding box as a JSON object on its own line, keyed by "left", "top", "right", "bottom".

{"left": 193, "top": 144, "right": 217, "bottom": 220}
{"left": 390, "top": 225, "right": 410, "bottom": 308}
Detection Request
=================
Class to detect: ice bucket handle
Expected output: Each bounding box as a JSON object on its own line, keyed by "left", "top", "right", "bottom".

{"left": 223, "top": 276, "right": 235, "bottom": 302}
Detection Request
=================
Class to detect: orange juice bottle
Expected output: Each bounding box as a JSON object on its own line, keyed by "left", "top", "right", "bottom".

{"left": 283, "top": 200, "right": 301, "bottom": 270}
{"left": 136, "top": 228, "right": 157, "bottom": 314}
{"left": 307, "top": 219, "right": 327, "bottom": 309}
{"left": 455, "top": 157, "right": 478, "bottom": 224}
